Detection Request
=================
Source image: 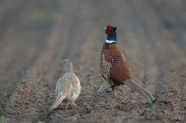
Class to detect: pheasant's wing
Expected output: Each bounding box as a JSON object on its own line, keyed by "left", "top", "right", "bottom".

{"left": 50, "top": 82, "right": 72, "bottom": 110}
{"left": 50, "top": 94, "right": 65, "bottom": 110}
{"left": 67, "top": 74, "right": 80, "bottom": 100}
{"left": 55, "top": 74, "right": 72, "bottom": 95}
{"left": 110, "top": 61, "right": 131, "bottom": 85}
{"left": 104, "top": 48, "right": 131, "bottom": 85}
{"left": 55, "top": 78, "right": 62, "bottom": 96}
{"left": 51, "top": 74, "right": 72, "bottom": 110}
{"left": 65, "top": 82, "right": 72, "bottom": 99}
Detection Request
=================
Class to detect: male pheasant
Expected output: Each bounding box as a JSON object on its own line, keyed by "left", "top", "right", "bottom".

{"left": 50, "top": 59, "right": 81, "bottom": 110}
{"left": 99, "top": 25, "right": 155, "bottom": 103}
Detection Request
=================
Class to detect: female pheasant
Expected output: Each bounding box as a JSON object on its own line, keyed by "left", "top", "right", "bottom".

{"left": 99, "top": 25, "right": 155, "bottom": 103}
{"left": 50, "top": 59, "right": 81, "bottom": 110}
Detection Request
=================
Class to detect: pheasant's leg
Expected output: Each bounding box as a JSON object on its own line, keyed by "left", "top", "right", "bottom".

{"left": 111, "top": 85, "right": 116, "bottom": 98}
{"left": 59, "top": 102, "right": 65, "bottom": 108}
{"left": 64, "top": 101, "right": 70, "bottom": 110}
{"left": 124, "top": 85, "right": 130, "bottom": 93}
{"left": 64, "top": 104, "right": 68, "bottom": 110}
{"left": 67, "top": 100, "right": 77, "bottom": 108}
{"left": 98, "top": 84, "right": 111, "bottom": 92}
{"left": 71, "top": 101, "right": 77, "bottom": 108}
{"left": 64, "top": 101, "right": 77, "bottom": 109}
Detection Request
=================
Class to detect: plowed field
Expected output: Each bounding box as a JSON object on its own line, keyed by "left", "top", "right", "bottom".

{"left": 0, "top": 0, "right": 185, "bottom": 122}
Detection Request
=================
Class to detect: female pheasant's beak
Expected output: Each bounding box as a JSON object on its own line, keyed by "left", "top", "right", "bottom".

{"left": 103, "top": 27, "right": 107, "bottom": 30}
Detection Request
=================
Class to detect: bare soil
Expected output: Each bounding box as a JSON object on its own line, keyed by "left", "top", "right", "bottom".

{"left": 0, "top": 0, "right": 186, "bottom": 123}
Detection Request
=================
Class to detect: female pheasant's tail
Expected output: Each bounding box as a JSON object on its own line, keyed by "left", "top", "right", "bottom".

{"left": 124, "top": 79, "right": 155, "bottom": 103}
{"left": 50, "top": 94, "right": 65, "bottom": 110}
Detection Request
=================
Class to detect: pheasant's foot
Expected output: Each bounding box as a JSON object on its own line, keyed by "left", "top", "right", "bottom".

{"left": 71, "top": 102, "right": 77, "bottom": 108}
{"left": 111, "top": 85, "right": 116, "bottom": 98}
{"left": 98, "top": 85, "right": 110, "bottom": 92}
{"left": 113, "top": 90, "right": 118, "bottom": 98}
{"left": 59, "top": 102, "right": 65, "bottom": 108}
{"left": 64, "top": 103, "right": 69, "bottom": 110}
{"left": 64, "top": 101, "right": 77, "bottom": 109}
{"left": 124, "top": 85, "right": 130, "bottom": 93}
{"left": 68, "top": 102, "right": 77, "bottom": 109}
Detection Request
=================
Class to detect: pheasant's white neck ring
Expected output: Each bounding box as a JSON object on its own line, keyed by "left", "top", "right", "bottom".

{"left": 106, "top": 40, "right": 116, "bottom": 43}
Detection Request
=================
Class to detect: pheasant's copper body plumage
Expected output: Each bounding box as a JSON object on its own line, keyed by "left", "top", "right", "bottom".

{"left": 100, "top": 25, "right": 155, "bottom": 103}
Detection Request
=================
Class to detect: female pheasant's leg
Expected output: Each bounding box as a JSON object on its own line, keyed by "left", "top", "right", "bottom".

{"left": 59, "top": 102, "right": 65, "bottom": 108}
{"left": 71, "top": 102, "right": 77, "bottom": 108}
{"left": 65, "top": 100, "right": 77, "bottom": 109}
{"left": 64, "top": 100, "right": 70, "bottom": 110}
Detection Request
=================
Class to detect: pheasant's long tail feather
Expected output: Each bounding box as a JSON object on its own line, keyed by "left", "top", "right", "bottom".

{"left": 50, "top": 94, "right": 65, "bottom": 110}
{"left": 124, "top": 79, "right": 155, "bottom": 103}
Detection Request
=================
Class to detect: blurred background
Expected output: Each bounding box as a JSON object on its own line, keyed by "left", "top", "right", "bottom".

{"left": 1, "top": 0, "right": 186, "bottom": 85}
{"left": 0, "top": 0, "right": 186, "bottom": 122}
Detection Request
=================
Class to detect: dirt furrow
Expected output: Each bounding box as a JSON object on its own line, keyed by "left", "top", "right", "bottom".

{"left": 0, "top": 2, "right": 54, "bottom": 118}
{"left": 129, "top": 0, "right": 186, "bottom": 122}
{"left": 0, "top": 0, "right": 36, "bottom": 90}
{"left": 0, "top": 0, "right": 27, "bottom": 40}
{"left": 47, "top": 0, "right": 151, "bottom": 122}
{"left": 0, "top": 0, "right": 186, "bottom": 123}
{"left": 150, "top": 0, "right": 186, "bottom": 52}
{"left": 4, "top": 17, "right": 67, "bottom": 122}
{"left": 125, "top": 0, "right": 160, "bottom": 95}
{"left": 4, "top": 1, "right": 91, "bottom": 122}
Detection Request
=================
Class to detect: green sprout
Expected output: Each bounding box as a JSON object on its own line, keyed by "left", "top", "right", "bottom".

{"left": 33, "top": 84, "right": 43, "bottom": 95}
{"left": 16, "top": 82, "right": 23, "bottom": 91}
{"left": 31, "top": 9, "right": 45, "bottom": 20}
{"left": 0, "top": 115, "right": 7, "bottom": 123}
{"left": 145, "top": 108, "right": 156, "bottom": 114}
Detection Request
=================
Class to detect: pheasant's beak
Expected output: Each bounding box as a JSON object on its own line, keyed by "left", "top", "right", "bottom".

{"left": 103, "top": 27, "right": 107, "bottom": 30}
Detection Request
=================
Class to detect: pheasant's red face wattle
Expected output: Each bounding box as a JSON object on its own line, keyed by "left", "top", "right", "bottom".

{"left": 105, "top": 25, "right": 114, "bottom": 35}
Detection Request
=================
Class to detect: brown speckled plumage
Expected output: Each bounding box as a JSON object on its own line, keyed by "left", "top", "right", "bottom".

{"left": 50, "top": 59, "right": 81, "bottom": 110}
